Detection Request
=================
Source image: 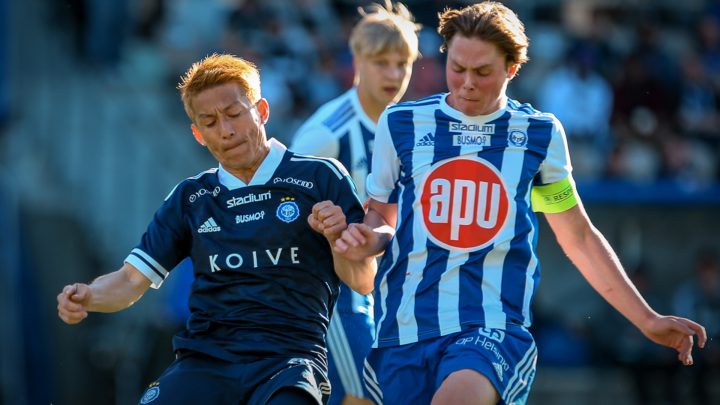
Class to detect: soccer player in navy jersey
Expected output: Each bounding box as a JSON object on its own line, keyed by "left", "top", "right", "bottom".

{"left": 291, "top": 2, "right": 419, "bottom": 404}
{"left": 329, "top": 2, "right": 708, "bottom": 404}
{"left": 56, "top": 54, "right": 376, "bottom": 405}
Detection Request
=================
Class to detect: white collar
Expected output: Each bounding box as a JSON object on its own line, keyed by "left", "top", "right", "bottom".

{"left": 217, "top": 138, "right": 287, "bottom": 190}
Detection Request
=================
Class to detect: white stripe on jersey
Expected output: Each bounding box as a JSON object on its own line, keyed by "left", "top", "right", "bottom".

{"left": 290, "top": 156, "right": 344, "bottom": 180}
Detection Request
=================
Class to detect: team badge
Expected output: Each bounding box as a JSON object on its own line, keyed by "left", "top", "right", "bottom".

{"left": 508, "top": 130, "right": 528, "bottom": 147}
{"left": 420, "top": 157, "right": 509, "bottom": 251}
{"left": 276, "top": 197, "right": 300, "bottom": 223}
{"left": 140, "top": 384, "right": 160, "bottom": 404}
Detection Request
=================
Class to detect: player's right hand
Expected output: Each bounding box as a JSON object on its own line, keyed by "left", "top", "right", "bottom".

{"left": 334, "top": 223, "right": 377, "bottom": 260}
{"left": 57, "top": 283, "right": 92, "bottom": 324}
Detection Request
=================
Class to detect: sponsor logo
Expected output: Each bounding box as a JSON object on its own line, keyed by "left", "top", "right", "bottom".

{"left": 508, "top": 130, "right": 528, "bottom": 147}
{"left": 227, "top": 191, "right": 272, "bottom": 208}
{"left": 188, "top": 186, "right": 221, "bottom": 203}
{"left": 456, "top": 334, "right": 510, "bottom": 375}
{"left": 198, "top": 217, "right": 221, "bottom": 233}
{"left": 140, "top": 384, "right": 160, "bottom": 404}
{"left": 452, "top": 134, "right": 491, "bottom": 147}
{"left": 273, "top": 177, "right": 314, "bottom": 189}
{"left": 208, "top": 247, "right": 300, "bottom": 272}
{"left": 479, "top": 327, "right": 506, "bottom": 343}
{"left": 416, "top": 132, "right": 435, "bottom": 147}
{"left": 236, "top": 210, "right": 265, "bottom": 224}
{"left": 450, "top": 122, "right": 495, "bottom": 134}
{"left": 276, "top": 197, "right": 300, "bottom": 223}
{"left": 420, "top": 157, "right": 509, "bottom": 250}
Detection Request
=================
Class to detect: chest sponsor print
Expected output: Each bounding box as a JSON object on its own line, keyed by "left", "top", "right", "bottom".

{"left": 420, "top": 157, "right": 509, "bottom": 250}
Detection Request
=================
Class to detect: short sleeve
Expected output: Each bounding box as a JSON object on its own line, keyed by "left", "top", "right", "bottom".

{"left": 125, "top": 183, "right": 192, "bottom": 288}
{"left": 365, "top": 110, "right": 400, "bottom": 203}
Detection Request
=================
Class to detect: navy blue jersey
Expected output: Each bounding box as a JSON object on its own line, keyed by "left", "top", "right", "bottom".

{"left": 125, "top": 139, "right": 364, "bottom": 366}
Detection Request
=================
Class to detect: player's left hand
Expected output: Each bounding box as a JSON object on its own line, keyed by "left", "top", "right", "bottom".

{"left": 309, "top": 201, "right": 347, "bottom": 242}
{"left": 641, "top": 315, "right": 707, "bottom": 366}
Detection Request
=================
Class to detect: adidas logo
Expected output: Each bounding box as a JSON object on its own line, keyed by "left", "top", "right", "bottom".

{"left": 198, "top": 217, "right": 221, "bottom": 233}
{"left": 416, "top": 132, "right": 435, "bottom": 147}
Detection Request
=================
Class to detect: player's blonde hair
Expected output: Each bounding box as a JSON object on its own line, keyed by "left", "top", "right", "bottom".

{"left": 178, "top": 54, "right": 261, "bottom": 122}
{"left": 349, "top": 0, "right": 421, "bottom": 61}
{"left": 438, "top": 1, "right": 529, "bottom": 69}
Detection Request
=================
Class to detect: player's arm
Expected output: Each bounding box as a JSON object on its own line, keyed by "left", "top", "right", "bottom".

{"left": 542, "top": 193, "right": 707, "bottom": 365}
{"left": 334, "top": 198, "right": 396, "bottom": 259}
{"left": 290, "top": 124, "right": 339, "bottom": 158}
{"left": 309, "top": 201, "right": 378, "bottom": 295}
{"left": 57, "top": 262, "right": 151, "bottom": 324}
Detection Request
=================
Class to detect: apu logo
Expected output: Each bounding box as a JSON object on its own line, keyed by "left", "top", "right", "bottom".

{"left": 421, "top": 157, "right": 509, "bottom": 250}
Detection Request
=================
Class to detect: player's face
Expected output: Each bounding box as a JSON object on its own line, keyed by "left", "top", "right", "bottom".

{"left": 356, "top": 50, "right": 414, "bottom": 107}
{"left": 445, "top": 35, "right": 518, "bottom": 116}
{"left": 190, "top": 82, "right": 270, "bottom": 179}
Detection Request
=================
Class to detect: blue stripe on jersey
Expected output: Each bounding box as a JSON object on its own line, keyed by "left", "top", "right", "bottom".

{"left": 378, "top": 109, "right": 418, "bottom": 346}
{"left": 337, "top": 130, "right": 351, "bottom": 171}
{"left": 361, "top": 124, "right": 374, "bottom": 174}
{"left": 412, "top": 109, "right": 457, "bottom": 339}
{"left": 500, "top": 116, "right": 553, "bottom": 324}
{"left": 323, "top": 100, "right": 354, "bottom": 132}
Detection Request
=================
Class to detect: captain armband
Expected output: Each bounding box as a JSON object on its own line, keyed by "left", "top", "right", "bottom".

{"left": 531, "top": 177, "right": 578, "bottom": 213}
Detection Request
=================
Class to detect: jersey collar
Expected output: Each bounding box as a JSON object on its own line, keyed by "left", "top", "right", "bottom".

{"left": 218, "top": 138, "right": 287, "bottom": 190}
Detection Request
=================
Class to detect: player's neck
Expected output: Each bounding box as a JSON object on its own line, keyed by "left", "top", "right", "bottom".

{"left": 356, "top": 87, "right": 385, "bottom": 123}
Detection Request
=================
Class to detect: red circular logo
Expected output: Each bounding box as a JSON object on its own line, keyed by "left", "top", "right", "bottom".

{"left": 420, "top": 157, "right": 509, "bottom": 250}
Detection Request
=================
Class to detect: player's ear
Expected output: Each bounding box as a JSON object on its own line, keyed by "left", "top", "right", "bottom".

{"left": 256, "top": 98, "right": 270, "bottom": 125}
{"left": 507, "top": 63, "right": 519, "bottom": 79}
{"left": 191, "top": 124, "right": 206, "bottom": 146}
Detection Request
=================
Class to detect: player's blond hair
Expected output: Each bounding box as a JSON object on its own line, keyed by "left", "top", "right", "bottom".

{"left": 438, "top": 1, "right": 529, "bottom": 69}
{"left": 178, "top": 54, "right": 261, "bottom": 122}
{"left": 349, "top": 0, "right": 421, "bottom": 61}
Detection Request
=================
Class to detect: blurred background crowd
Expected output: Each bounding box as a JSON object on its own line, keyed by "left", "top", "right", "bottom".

{"left": 0, "top": 0, "right": 718, "bottom": 404}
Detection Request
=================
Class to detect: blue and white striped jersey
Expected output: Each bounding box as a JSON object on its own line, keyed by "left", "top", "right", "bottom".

{"left": 292, "top": 88, "right": 375, "bottom": 316}
{"left": 125, "top": 138, "right": 365, "bottom": 365}
{"left": 367, "top": 93, "right": 573, "bottom": 348}
{"left": 292, "top": 88, "right": 375, "bottom": 201}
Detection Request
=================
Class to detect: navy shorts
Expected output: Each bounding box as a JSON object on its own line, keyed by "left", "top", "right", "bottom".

{"left": 138, "top": 351, "right": 330, "bottom": 405}
{"left": 363, "top": 326, "right": 537, "bottom": 405}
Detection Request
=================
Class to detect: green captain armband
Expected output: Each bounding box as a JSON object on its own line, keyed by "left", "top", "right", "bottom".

{"left": 531, "top": 177, "right": 578, "bottom": 213}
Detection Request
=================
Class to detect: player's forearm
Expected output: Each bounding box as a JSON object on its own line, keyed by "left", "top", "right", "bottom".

{"left": 562, "top": 225, "right": 658, "bottom": 329}
{"left": 333, "top": 255, "right": 377, "bottom": 295}
{"left": 86, "top": 265, "right": 151, "bottom": 313}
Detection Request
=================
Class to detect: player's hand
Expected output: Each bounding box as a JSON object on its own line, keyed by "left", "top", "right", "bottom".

{"left": 57, "top": 283, "right": 92, "bottom": 324}
{"left": 308, "top": 201, "right": 347, "bottom": 242}
{"left": 641, "top": 315, "right": 707, "bottom": 366}
{"left": 334, "top": 223, "right": 378, "bottom": 261}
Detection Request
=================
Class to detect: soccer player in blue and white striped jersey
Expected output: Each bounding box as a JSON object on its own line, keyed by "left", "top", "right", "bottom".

{"left": 331, "top": 2, "right": 708, "bottom": 404}
{"left": 291, "top": 3, "right": 419, "bottom": 405}
{"left": 56, "top": 54, "right": 376, "bottom": 405}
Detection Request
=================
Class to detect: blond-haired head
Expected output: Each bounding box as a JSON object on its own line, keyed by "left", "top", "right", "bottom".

{"left": 350, "top": 0, "right": 421, "bottom": 61}
{"left": 178, "top": 54, "right": 261, "bottom": 122}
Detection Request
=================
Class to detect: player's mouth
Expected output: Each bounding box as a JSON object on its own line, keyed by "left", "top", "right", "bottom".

{"left": 382, "top": 86, "right": 398, "bottom": 95}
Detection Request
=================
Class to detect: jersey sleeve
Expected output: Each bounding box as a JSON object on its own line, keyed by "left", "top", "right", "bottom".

{"left": 124, "top": 183, "right": 192, "bottom": 288}
{"left": 365, "top": 110, "right": 400, "bottom": 203}
{"left": 321, "top": 158, "right": 366, "bottom": 225}
{"left": 531, "top": 116, "right": 579, "bottom": 213}
{"left": 291, "top": 122, "right": 340, "bottom": 158}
